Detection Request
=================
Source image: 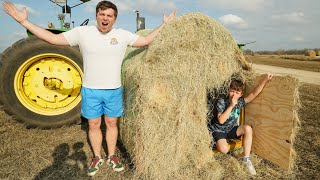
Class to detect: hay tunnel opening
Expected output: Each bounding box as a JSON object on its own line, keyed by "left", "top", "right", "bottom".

{"left": 206, "top": 75, "right": 246, "bottom": 151}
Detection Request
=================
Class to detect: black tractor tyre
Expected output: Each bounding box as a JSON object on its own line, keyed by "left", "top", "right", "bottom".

{"left": 0, "top": 36, "right": 83, "bottom": 128}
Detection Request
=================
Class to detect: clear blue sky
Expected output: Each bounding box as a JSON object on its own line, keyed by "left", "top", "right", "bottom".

{"left": 0, "top": 0, "right": 319, "bottom": 53}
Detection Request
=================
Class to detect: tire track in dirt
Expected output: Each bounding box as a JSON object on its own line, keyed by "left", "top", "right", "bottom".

{"left": 253, "top": 64, "right": 320, "bottom": 85}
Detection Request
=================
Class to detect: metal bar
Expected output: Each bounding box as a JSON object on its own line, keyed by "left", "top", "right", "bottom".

{"left": 49, "top": 0, "right": 63, "bottom": 7}
{"left": 70, "top": 2, "right": 86, "bottom": 8}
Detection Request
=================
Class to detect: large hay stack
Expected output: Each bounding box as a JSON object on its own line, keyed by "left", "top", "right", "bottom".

{"left": 120, "top": 13, "right": 253, "bottom": 179}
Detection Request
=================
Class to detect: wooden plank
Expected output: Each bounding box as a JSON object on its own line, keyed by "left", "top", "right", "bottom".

{"left": 245, "top": 75, "right": 299, "bottom": 170}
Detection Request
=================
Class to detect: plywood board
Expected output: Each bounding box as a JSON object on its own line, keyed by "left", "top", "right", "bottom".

{"left": 245, "top": 75, "right": 299, "bottom": 170}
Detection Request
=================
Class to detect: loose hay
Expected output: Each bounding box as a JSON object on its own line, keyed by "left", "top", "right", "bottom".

{"left": 120, "top": 13, "right": 255, "bottom": 179}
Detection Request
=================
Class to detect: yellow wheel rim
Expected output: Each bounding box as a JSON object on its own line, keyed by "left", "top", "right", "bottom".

{"left": 14, "top": 53, "right": 83, "bottom": 116}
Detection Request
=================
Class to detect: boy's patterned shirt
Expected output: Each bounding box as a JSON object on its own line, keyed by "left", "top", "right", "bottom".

{"left": 210, "top": 97, "right": 246, "bottom": 133}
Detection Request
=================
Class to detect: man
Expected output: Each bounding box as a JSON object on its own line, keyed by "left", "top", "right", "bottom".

{"left": 2, "top": 0, "right": 175, "bottom": 176}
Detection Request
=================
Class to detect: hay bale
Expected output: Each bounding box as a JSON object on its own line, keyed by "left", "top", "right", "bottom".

{"left": 120, "top": 13, "right": 254, "bottom": 179}
{"left": 316, "top": 50, "right": 320, "bottom": 56}
{"left": 305, "top": 50, "right": 316, "bottom": 57}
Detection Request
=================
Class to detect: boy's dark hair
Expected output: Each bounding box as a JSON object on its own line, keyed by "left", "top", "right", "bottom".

{"left": 229, "top": 79, "right": 245, "bottom": 92}
{"left": 96, "top": 1, "right": 118, "bottom": 18}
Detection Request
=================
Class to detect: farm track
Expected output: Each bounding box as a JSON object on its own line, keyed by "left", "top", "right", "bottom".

{"left": 253, "top": 64, "right": 320, "bottom": 85}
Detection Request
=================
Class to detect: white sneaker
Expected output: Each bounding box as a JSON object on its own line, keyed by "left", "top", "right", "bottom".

{"left": 242, "top": 159, "right": 257, "bottom": 175}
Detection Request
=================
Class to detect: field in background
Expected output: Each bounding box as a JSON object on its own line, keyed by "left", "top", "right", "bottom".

{"left": 0, "top": 55, "right": 319, "bottom": 179}
{"left": 246, "top": 55, "right": 320, "bottom": 72}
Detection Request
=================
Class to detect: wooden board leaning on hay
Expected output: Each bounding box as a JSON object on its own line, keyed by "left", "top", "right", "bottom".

{"left": 245, "top": 75, "right": 300, "bottom": 171}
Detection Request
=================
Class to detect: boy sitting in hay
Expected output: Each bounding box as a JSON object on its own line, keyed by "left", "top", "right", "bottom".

{"left": 209, "top": 73, "right": 273, "bottom": 175}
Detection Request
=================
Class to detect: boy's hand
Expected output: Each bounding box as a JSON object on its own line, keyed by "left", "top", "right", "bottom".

{"left": 230, "top": 97, "right": 238, "bottom": 107}
{"left": 264, "top": 73, "right": 273, "bottom": 82}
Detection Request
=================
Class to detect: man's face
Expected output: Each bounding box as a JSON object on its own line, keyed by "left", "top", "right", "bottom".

{"left": 228, "top": 88, "right": 243, "bottom": 101}
{"left": 96, "top": 8, "right": 116, "bottom": 33}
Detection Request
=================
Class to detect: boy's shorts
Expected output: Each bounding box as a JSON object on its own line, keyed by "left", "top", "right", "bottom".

{"left": 213, "top": 126, "right": 240, "bottom": 142}
{"left": 81, "top": 87, "right": 123, "bottom": 119}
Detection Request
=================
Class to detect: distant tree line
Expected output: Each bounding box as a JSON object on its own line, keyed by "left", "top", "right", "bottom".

{"left": 243, "top": 48, "right": 320, "bottom": 55}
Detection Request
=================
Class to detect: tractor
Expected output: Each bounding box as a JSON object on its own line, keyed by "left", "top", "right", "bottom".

{"left": 237, "top": 41, "right": 256, "bottom": 51}
{"left": 0, "top": 0, "right": 90, "bottom": 128}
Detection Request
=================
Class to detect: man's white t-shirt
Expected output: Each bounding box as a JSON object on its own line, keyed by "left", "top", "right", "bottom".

{"left": 63, "top": 26, "right": 139, "bottom": 89}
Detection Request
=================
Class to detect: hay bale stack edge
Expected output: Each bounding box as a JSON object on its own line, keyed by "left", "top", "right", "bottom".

{"left": 120, "top": 13, "right": 253, "bottom": 179}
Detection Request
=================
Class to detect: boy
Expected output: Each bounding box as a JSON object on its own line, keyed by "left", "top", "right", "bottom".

{"left": 210, "top": 73, "right": 273, "bottom": 175}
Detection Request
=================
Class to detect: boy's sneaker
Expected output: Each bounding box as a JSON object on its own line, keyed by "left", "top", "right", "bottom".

{"left": 107, "top": 155, "right": 124, "bottom": 172}
{"left": 87, "top": 156, "right": 104, "bottom": 176}
{"left": 242, "top": 158, "right": 257, "bottom": 175}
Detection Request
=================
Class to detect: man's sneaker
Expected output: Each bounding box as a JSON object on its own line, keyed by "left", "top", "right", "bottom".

{"left": 87, "top": 156, "right": 104, "bottom": 176}
{"left": 107, "top": 155, "right": 124, "bottom": 172}
{"left": 242, "top": 158, "right": 257, "bottom": 175}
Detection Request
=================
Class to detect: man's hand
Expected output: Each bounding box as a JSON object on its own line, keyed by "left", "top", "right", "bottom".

{"left": 162, "top": 11, "right": 176, "bottom": 25}
{"left": 2, "top": 1, "right": 28, "bottom": 24}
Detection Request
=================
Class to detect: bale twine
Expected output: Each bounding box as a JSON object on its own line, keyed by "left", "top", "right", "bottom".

{"left": 120, "top": 13, "right": 254, "bottom": 180}
{"left": 305, "top": 50, "right": 316, "bottom": 56}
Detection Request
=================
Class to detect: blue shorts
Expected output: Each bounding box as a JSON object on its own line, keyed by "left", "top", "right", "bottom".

{"left": 81, "top": 87, "right": 123, "bottom": 119}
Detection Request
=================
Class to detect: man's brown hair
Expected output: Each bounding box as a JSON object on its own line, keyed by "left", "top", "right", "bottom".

{"left": 229, "top": 79, "right": 245, "bottom": 92}
{"left": 96, "top": 1, "right": 118, "bottom": 18}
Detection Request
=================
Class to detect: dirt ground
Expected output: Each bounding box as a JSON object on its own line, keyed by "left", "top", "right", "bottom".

{"left": 0, "top": 55, "right": 319, "bottom": 179}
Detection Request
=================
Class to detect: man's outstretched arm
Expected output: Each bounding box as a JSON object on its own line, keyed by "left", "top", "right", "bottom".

{"left": 2, "top": 1, "right": 69, "bottom": 45}
{"left": 132, "top": 11, "right": 176, "bottom": 47}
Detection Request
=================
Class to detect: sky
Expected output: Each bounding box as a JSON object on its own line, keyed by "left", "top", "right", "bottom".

{"left": 0, "top": 0, "right": 319, "bottom": 53}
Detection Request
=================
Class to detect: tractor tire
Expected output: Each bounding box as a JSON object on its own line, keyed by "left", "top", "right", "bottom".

{"left": 0, "top": 36, "right": 83, "bottom": 128}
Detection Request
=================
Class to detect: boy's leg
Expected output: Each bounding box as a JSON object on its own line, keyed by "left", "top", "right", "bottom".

{"left": 236, "top": 125, "right": 256, "bottom": 175}
{"left": 236, "top": 125, "right": 253, "bottom": 157}
{"left": 214, "top": 131, "right": 229, "bottom": 154}
{"left": 216, "top": 139, "right": 229, "bottom": 154}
